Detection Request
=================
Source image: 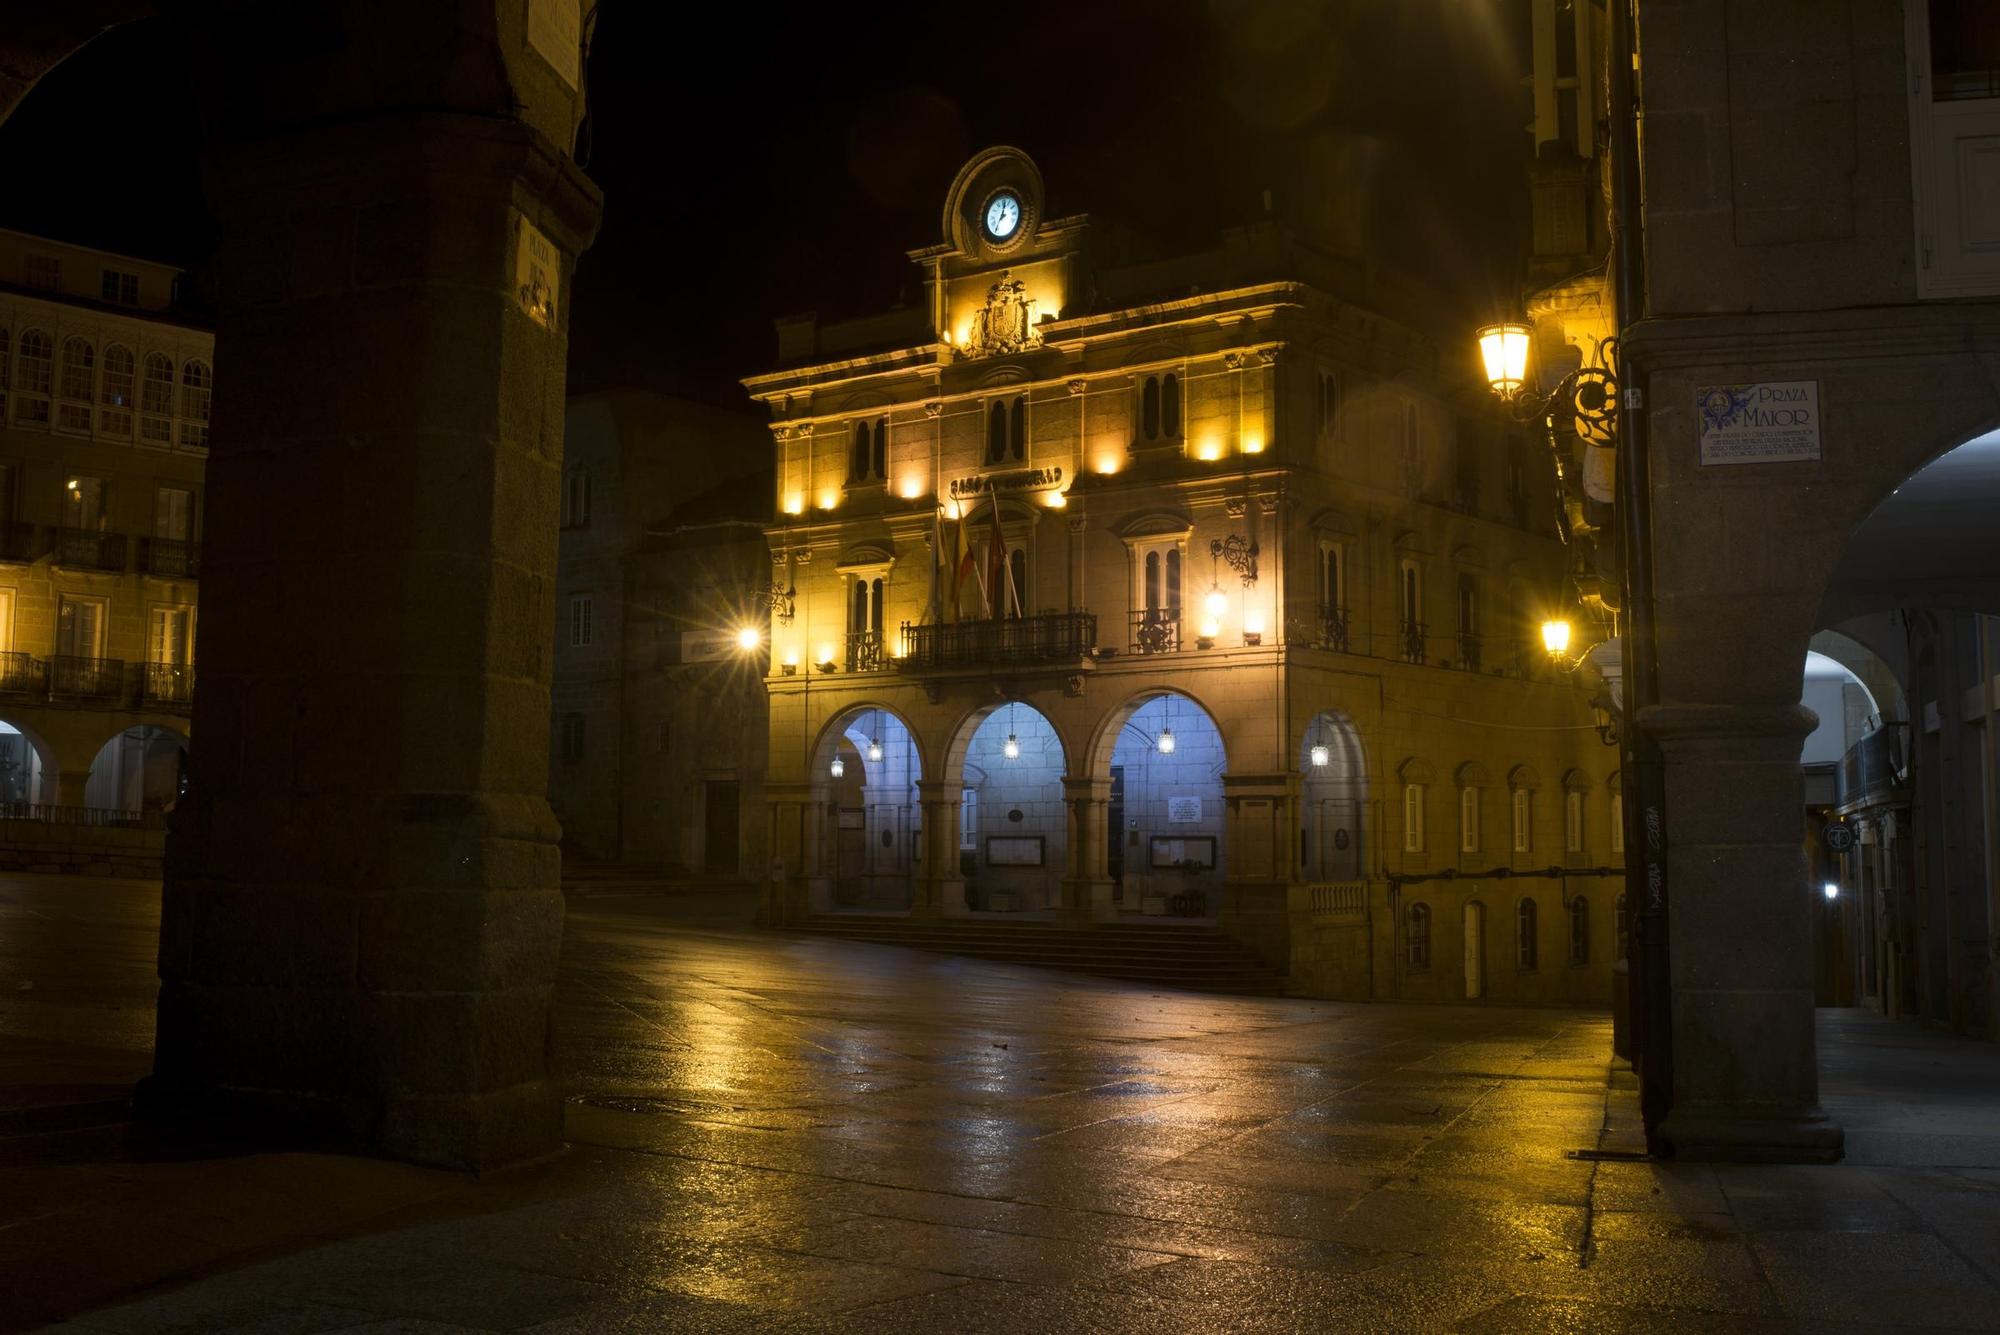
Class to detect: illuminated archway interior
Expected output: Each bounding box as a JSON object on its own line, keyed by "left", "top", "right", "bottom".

{"left": 1300, "top": 710, "right": 1367, "bottom": 881}
{"left": 1109, "top": 693, "right": 1225, "bottom": 918}
{"left": 820, "top": 707, "right": 921, "bottom": 910}
{"left": 86, "top": 725, "right": 187, "bottom": 815}
{"left": 958, "top": 702, "right": 1065, "bottom": 913}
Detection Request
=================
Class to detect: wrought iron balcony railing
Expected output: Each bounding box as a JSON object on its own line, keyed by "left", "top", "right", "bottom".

{"left": 50, "top": 655, "right": 124, "bottom": 702}
{"left": 1315, "top": 605, "right": 1350, "bottom": 653}
{"left": 143, "top": 662, "right": 196, "bottom": 710}
{"left": 897, "top": 611, "right": 1096, "bottom": 672}
{"left": 54, "top": 528, "right": 127, "bottom": 572}
{"left": 0, "top": 651, "right": 46, "bottom": 695}
{"left": 844, "top": 630, "right": 885, "bottom": 673}
{"left": 1129, "top": 608, "right": 1181, "bottom": 655}
{"left": 144, "top": 537, "right": 201, "bottom": 579}
{"left": 1400, "top": 619, "right": 1427, "bottom": 665}
{"left": 1458, "top": 631, "right": 1482, "bottom": 672}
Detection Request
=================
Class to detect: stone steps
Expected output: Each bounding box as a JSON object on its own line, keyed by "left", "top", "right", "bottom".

{"left": 788, "top": 916, "right": 1285, "bottom": 995}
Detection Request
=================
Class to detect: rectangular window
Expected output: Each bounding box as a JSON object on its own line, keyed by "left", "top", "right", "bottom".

{"left": 569, "top": 595, "right": 593, "bottom": 647}
{"left": 1512, "top": 788, "right": 1532, "bottom": 853}
{"left": 560, "top": 713, "right": 585, "bottom": 760}
{"left": 0, "top": 589, "right": 14, "bottom": 654}
{"left": 155, "top": 487, "right": 193, "bottom": 541}
{"left": 63, "top": 476, "right": 105, "bottom": 531}
{"left": 149, "top": 607, "right": 192, "bottom": 665}
{"left": 959, "top": 788, "right": 978, "bottom": 851}
{"left": 1460, "top": 787, "right": 1479, "bottom": 854}
{"left": 56, "top": 596, "right": 106, "bottom": 658}
{"left": 1403, "top": 783, "right": 1425, "bottom": 853}
{"left": 1565, "top": 789, "right": 1585, "bottom": 853}
{"left": 23, "top": 254, "right": 59, "bottom": 291}
{"left": 1611, "top": 791, "right": 1624, "bottom": 855}
{"left": 100, "top": 269, "right": 139, "bottom": 306}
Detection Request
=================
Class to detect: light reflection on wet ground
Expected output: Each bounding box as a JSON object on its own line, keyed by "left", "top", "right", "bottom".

{"left": 10, "top": 884, "right": 2000, "bottom": 1333}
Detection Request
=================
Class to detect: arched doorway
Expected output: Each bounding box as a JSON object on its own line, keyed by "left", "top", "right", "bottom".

{"left": 946, "top": 701, "right": 1066, "bottom": 914}
{"left": 0, "top": 719, "right": 52, "bottom": 807}
{"left": 1299, "top": 709, "right": 1366, "bottom": 880}
{"left": 85, "top": 725, "right": 187, "bottom": 817}
{"left": 813, "top": 706, "right": 922, "bottom": 911}
{"left": 1103, "top": 691, "right": 1226, "bottom": 920}
{"left": 1463, "top": 901, "right": 1486, "bottom": 999}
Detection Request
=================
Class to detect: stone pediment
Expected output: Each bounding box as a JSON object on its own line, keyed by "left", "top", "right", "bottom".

{"left": 1112, "top": 510, "right": 1193, "bottom": 542}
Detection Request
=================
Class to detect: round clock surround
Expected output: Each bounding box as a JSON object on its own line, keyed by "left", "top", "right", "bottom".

{"left": 983, "top": 189, "right": 1023, "bottom": 243}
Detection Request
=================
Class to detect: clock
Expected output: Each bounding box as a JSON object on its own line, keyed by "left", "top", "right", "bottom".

{"left": 983, "top": 191, "right": 1022, "bottom": 242}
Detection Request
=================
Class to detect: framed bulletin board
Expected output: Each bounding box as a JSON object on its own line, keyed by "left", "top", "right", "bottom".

{"left": 1150, "top": 836, "right": 1216, "bottom": 869}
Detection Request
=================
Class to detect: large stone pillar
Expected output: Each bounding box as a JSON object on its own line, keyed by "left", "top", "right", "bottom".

{"left": 1059, "top": 775, "right": 1115, "bottom": 923}
{"left": 1643, "top": 702, "right": 1843, "bottom": 1162}
{"left": 1221, "top": 772, "right": 1297, "bottom": 968}
{"left": 762, "top": 780, "right": 814, "bottom": 925}
{"left": 139, "top": 112, "right": 600, "bottom": 1170}
{"left": 915, "top": 778, "right": 966, "bottom": 917}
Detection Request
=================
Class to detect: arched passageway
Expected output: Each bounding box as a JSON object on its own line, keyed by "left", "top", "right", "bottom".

{"left": 0, "top": 720, "right": 52, "bottom": 806}
{"left": 84, "top": 725, "right": 188, "bottom": 816}
{"left": 1299, "top": 710, "right": 1366, "bottom": 881}
{"left": 1102, "top": 692, "right": 1226, "bottom": 919}
{"left": 947, "top": 702, "right": 1066, "bottom": 914}
{"left": 813, "top": 706, "right": 923, "bottom": 911}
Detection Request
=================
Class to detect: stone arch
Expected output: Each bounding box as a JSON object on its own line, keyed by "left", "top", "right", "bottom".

{"left": 1094, "top": 688, "right": 1227, "bottom": 919}
{"left": 943, "top": 699, "right": 1068, "bottom": 914}
{"left": 1300, "top": 709, "right": 1367, "bottom": 880}
{"left": 1396, "top": 756, "right": 1436, "bottom": 786}
{"left": 810, "top": 703, "right": 925, "bottom": 912}
{"left": 1507, "top": 763, "right": 1543, "bottom": 791}
{"left": 84, "top": 722, "right": 189, "bottom": 816}
{"left": 0, "top": 713, "right": 56, "bottom": 806}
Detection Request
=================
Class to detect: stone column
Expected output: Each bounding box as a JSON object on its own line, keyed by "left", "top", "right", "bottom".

{"left": 1642, "top": 701, "right": 1843, "bottom": 1162}
{"left": 138, "top": 114, "right": 600, "bottom": 1171}
{"left": 1059, "top": 775, "right": 1115, "bottom": 923}
{"left": 1221, "top": 772, "right": 1297, "bottom": 969}
{"left": 915, "top": 778, "right": 966, "bottom": 917}
{"left": 52, "top": 769, "right": 90, "bottom": 809}
{"left": 762, "top": 780, "right": 813, "bottom": 925}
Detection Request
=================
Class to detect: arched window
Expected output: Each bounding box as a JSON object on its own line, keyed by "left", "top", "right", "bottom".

{"left": 1161, "top": 372, "right": 1181, "bottom": 438}
{"left": 1403, "top": 783, "right": 1425, "bottom": 853}
{"left": 1141, "top": 376, "right": 1160, "bottom": 440}
{"left": 1460, "top": 784, "right": 1480, "bottom": 853}
{"left": 564, "top": 467, "right": 591, "bottom": 528}
{"left": 1144, "top": 550, "right": 1161, "bottom": 610}
{"left": 986, "top": 400, "right": 1006, "bottom": 464}
{"left": 1517, "top": 898, "right": 1538, "bottom": 970}
{"left": 1569, "top": 896, "right": 1590, "bottom": 965}
{"left": 1008, "top": 395, "right": 1025, "bottom": 460}
{"left": 872, "top": 418, "right": 887, "bottom": 478}
{"left": 15, "top": 330, "right": 51, "bottom": 427}
{"left": 850, "top": 421, "right": 870, "bottom": 481}
{"left": 1165, "top": 548, "right": 1181, "bottom": 609}
{"left": 869, "top": 577, "right": 884, "bottom": 633}
{"left": 1511, "top": 786, "right": 1533, "bottom": 853}
{"left": 139, "top": 353, "right": 174, "bottom": 444}
{"left": 100, "top": 345, "right": 134, "bottom": 438}
{"left": 1406, "top": 902, "right": 1431, "bottom": 968}
{"left": 179, "top": 360, "right": 212, "bottom": 450}
{"left": 1138, "top": 373, "right": 1181, "bottom": 443}
{"left": 57, "top": 338, "right": 94, "bottom": 434}
{"left": 1318, "top": 369, "right": 1339, "bottom": 436}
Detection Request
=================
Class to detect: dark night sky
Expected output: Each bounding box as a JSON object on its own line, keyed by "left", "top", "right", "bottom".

{"left": 0, "top": 1, "right": 1532, "bottom": 412}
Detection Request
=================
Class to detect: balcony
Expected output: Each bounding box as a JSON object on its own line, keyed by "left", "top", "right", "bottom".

{"left": 0, "top": 522, "right": 42, "bottom": 564}
{"left": 844, "top": 630, "right": 886, "bottom": 673}
{"left": 898, "top": 611, "right": 1096, "bottom": 672}
{"left": 1401, "top": 619, "right": 1428, "bottom": 665}
{"left": 1130, "top": 608, "right": 1181, "bottom": 655}
{"left": 54, "top": 528, "right": 127, "bottom": 573}
{"left": 0, "top": 651, "right": 47, "bottom": 697}
{"left": 50, "top": 655, "right": 125, "bottom": 704}
{"left": 144, "top": 537, "right": 201, "bottom": 579}
{"left": 1314, "top": 605, "right": 1351, "bottom": 653}
{"left": 143, "top": 662, "right": 196, "bottom": 711}
{"left": 1458, "top": 631, "right": 1482, "bottom": 672}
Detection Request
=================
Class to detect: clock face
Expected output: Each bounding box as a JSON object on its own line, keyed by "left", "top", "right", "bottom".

{"left": 984, "top": 192, "right": 1022, "bottom": 241}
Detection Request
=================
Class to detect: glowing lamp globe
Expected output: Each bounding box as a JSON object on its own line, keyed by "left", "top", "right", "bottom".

{"left": 1822, "top": 881, "right": 1839, "bottom": 901}
{"left": 829, "top": 757, "right": 845, "bottom": 779}
{"left": 1156, "top": 727, "right": 1176, "bottom": 755}
{"left": 1003, "top": 733, "right": 1020, "bottom": 760}
{"left": 736, "top": 625, "right": 761, "bottom": 651}
{"left": 1540, "top": 618, "right": 1573, "bottom": 658}
{"left": 1477, "top": 322, "right": 1532, "bottom": 396}
{"left": 1310, "top": 743, "right": 1330, "bottom": 768}
{"left": 867, "top": 738, "right": 883, "bottom": 763}
{"left": 1204, "top": 587, "right": 1228, "bottom": 618}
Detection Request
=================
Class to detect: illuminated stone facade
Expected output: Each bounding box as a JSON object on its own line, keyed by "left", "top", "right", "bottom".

{"left": 0, "top": 229, "right": 205, "bottom": 849}
{"left": 747, "top": 148, "right": 1617, "bottom": 1004}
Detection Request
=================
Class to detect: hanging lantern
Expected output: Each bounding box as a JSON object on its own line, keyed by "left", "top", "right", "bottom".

{"left": 830, "top": 756, "right": 845, "bottom": 779}
{"left": 1003, "top": 734, "right": 1020, "bottom": 760}
{"left": 1157, "top": 727, "right": 1176, "bottom": 755}
{"left": 867, "top": 738, "right": 883, "bottom": 763}
{"left": 1310, "top": 743, "right": 1330, "bottom": 768}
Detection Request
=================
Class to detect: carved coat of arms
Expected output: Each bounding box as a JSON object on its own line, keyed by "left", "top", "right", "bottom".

{"left": 959, "top": 270, "right": 1041, "bottom": 359}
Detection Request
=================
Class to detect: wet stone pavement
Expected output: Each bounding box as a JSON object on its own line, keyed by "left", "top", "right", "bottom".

{"left": 2, "top": 878, "right": 1999, "bottom": 1333}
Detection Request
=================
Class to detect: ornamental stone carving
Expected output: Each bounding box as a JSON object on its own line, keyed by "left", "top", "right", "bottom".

{"left": 956, "top": 270, "right": 1042, "bottom": 360}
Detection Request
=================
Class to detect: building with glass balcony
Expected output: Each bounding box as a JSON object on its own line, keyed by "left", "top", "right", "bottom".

{"left": 744, "top": 148, "right": 1620, "bottom": 1004}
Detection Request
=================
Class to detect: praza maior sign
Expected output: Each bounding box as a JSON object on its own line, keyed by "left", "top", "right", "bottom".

{"left": 948, "top": 466, "right": 1064, "bottom": 501}
{"left": 1696, "top": 380, "right": 1821, "bottom": 465}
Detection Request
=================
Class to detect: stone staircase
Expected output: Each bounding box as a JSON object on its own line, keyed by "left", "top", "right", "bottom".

{"left": 788, "top": 915, "right": 1285, "bottom": 995}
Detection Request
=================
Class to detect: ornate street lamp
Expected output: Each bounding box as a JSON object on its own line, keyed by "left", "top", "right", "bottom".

{"left": 1476, "top": 322, "right": 1532, "bottom": 396}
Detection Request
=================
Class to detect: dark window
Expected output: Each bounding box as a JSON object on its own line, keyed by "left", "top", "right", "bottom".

{"left": 1139, "top": 373, "right": 1182, "bottom": 443}
{"left": 1518, "top": 898, "right": 1539, "bottom": 970}
{"left": 851, "top": 422, "right": 870, "bottom": 481}
{"left": 1166, "top": 549, "right": 1182, "bottom": 609}
{"left": 1569, "top": 896, "right": 1590, "bottom": 965}
{"left": 1142, "top": 377, "right": 1160, "bottom": 440}
{"left": 1321, "top": 546, "right": 1342, "bottom": 610}
{"left": 1162, "top": 373, "right": 1181, "bottom": 437}
{"left": 100, "top": 269, "right": 139, "bottom": 305}
{"left": 1144, "top": 551, "right": 1161, "bottom": 611}
{"left": 987, "top": 401, "right": 1006, "bottom": 464}
{"left": 870, "top": 577, "right": 884, "bottom": 633}
{"left": 1406, "top": 902, "right": 1431, "bottom": 969}
{"left": 1008, "top": 396, "right": 1025, "bottom": 461}
{"left": 872, "top": 418, "right": 887, "bottom": 478}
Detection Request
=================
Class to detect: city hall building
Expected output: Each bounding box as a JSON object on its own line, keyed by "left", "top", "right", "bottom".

{"left": 745, "top": 148, "right": 1619, "bottom": 1003}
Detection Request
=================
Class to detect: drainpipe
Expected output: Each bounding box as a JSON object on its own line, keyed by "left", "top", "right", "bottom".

{"left": 1608, "top": 0, "right": 1673, "bottom": 1151}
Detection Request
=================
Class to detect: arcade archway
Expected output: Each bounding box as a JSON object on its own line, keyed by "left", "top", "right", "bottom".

{"left": 84, "top": 725, "right": 188, "bottom": 817}
{"left": 1299, "top": 709, "right": 1367, "bottom": 881}
{"left": 945, "top": 701, "right": 1066, "bottom": 914}
{"left": 0, "top": 719, "right": 52, "bottom": 807}
{"left": 1100, "top": 691, "right": 1226, "bottom": 920}
{"left": 812, "top": 705, "right": 923, "bottom": 911}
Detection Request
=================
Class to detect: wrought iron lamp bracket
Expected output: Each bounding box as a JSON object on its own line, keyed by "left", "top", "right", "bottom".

{"left": 1209, "top": 533, "right": 1259, "bottom": 587}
